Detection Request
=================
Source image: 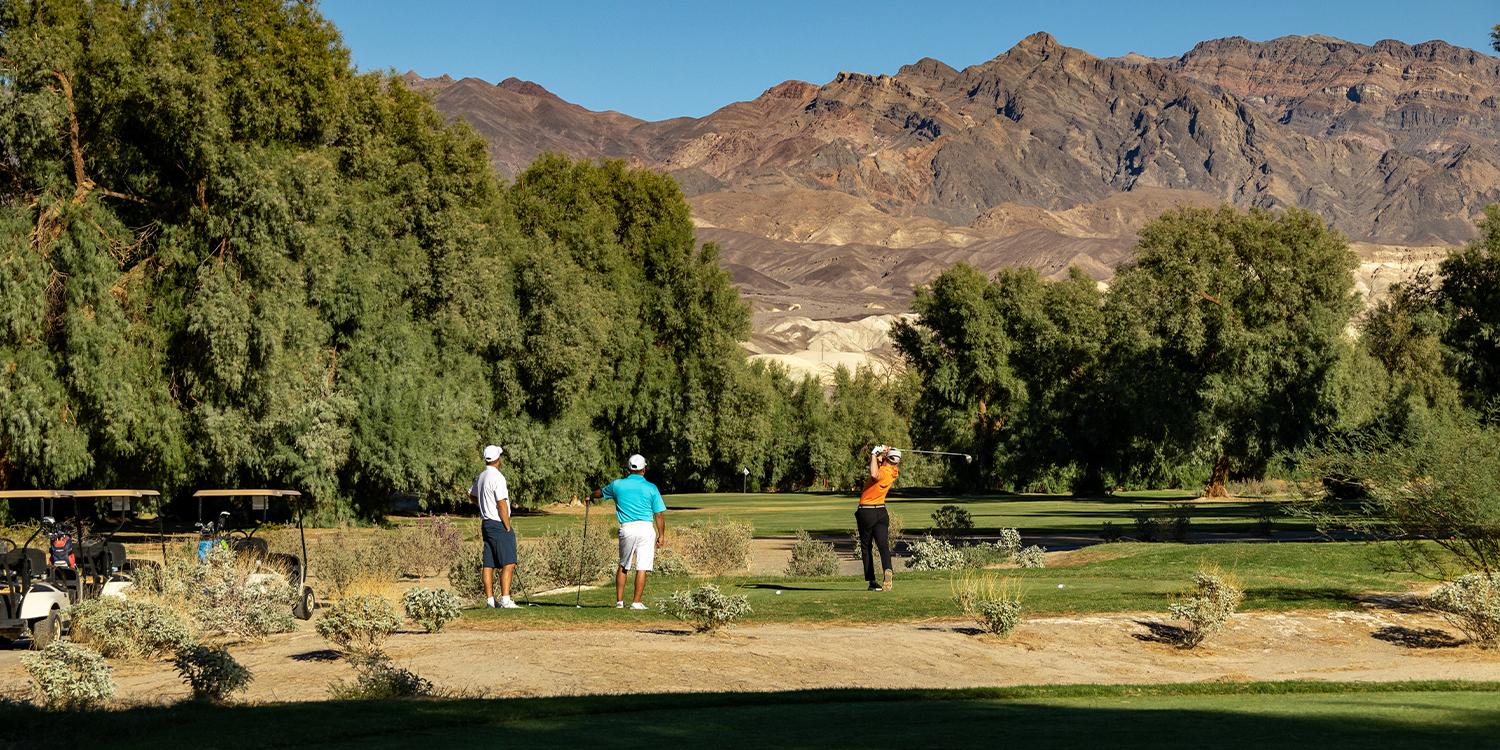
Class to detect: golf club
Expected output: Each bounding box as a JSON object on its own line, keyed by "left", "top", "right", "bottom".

{"left": 887, "top": 447, "right": 975, "bottom": 463}
{"left": 575, "top": 492, "right": 592, "bottom": 608}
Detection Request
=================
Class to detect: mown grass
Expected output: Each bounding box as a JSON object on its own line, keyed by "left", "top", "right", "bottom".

{"left": 453, "top": 490, "right": 1314, "bottom": 539}
{"left": 464, "top": 541, "right": 1425, "bottom": 628}
{"left": 11, "top": 681, "right": 1499, "bottom": 748}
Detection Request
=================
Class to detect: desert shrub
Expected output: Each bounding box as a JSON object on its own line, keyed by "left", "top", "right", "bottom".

{"left": 395, "top": 515, "right": 464, "bottom": 578}
{"left": 906, "top": 535, "right": 966, "bottom": 571}
{"left": 1133, "top": 512, "right": 1162, "bottom": 542}
{"left": 68, "top": 597, "right": 192, "bottom": 659}
{"left": 1014, "top": 545, "right": 1047, "bottom": 569}
{"left": 1167, "top": 504, "right": 1193, "bottom": 542}
{"left": 886, "top": 509, "right": 905, "bottom": 539}
{"left": 316, "top": 594, "right": 401, "bottom": 654}
{"left": 1427, "top": 574, "right": 1500, "bottom": 649}
{"left": 447, "top": 543, "right": 486, "bottom": 601}
{"left": 1167, "top": 567, "right": 1244, "bottom": 649}
{"left": 173, "top": 644, "right": 252, "bottom": 703}
{"left": 651, "top": 547, "right": 693, "bottom": 576}
{"left": 329, "top": 653, "right": 434, "bottom": 699}
{"left": 194, "top": 546, "right": 297, "bottom": 640}
{"left": 21, "top": 642, "right": 115, "bottom": 709}
{"left": 403, "top": 587, "right": 463, "bottom": 633}
{"left": 675, "top": 519, "right": 752, "bottom": 576}
{"left": 959, "top": 541, "right": 1011, "bottom": 568}
{"left": 952, "top": 572, "right": 1023, "bottom": 637}
{"left": 1100, "top": 521, "right": 1122, "bottom": 542}
{"left": 996, "top": 528, "right": 1022, "bottom": 556}
{"left": 528, "top": 525, "right": 617, "bottom": 590}
{"left": 785, "top": 530, "right": 839, "bottom": 576}
{"left": 931, "top": 505, "right": 974, "bottom": 536}
{"left": 308, "top": 531, "right": 400, "bottom": 598}
{"left": 659, "top": 584, "right": 751, "bottom": 633}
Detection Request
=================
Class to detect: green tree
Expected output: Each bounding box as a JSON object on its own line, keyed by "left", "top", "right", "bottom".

{"left": 1436, "top": 206, "right": 1500, "bottom": 410}
{"left": 1106, "top": 206, "right": 1361, "bottom": 497}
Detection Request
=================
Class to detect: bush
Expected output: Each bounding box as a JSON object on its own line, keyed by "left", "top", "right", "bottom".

{"left": 395, "top": 515, "right": 464, "bottom": 578}
{"left": 785, "top": 530, "right": 839, "bottom": 576}
{"left": 1427, "top": 574, "right": 1500, "bottom": 649}
{"left": 1167, "top": 567, "right": 1244, "bottom": 648}
{"left": 675, "top": 519, "right": 752, "bottom": 576}
{"left": 20, "top": 641, "right": 115, "bottom": 709}
{"left": 447, "top": 543, "right": 486, "bottom": 601}
{"left": 952, "top": 572, "right": 1023, "bottom": 637}
{"left": 528, "top": 525, "right": 617, "bottom": 590}
{"left": 1168, "top": 504, "right": 1193, "bottom": 542}
{"left": 886, "top": 509, "right": 905, "bottom": 539}
{"left": 173, "top": 644, "right": 252, "bottom": 703}
{"left": 193, "top": 546, "right": 297, "bottom": 640}
{"left": 316, "top": 594, "right": 402, "bottom": 654}
{"left": 931, "top": 505, "right": 974, "bottom": 536}
{"left": 651, "top": 547, "right": 693, "bottom": 576}
{"left": 996, "top": 528, "right": 1022, "bottom": 556}
{"left": 659, "top": 584, "right": 751, "bottom": 633}
{"left": 1014, "top": 545, "right": 1046, "bottom": 569}
{"left": 959, "top": 541, "right": 1010, "bottom": 568}
{"left": 1133, "top": 512, "right": 1162, "bottom": 542}
{"left": 328, "top": 653, "right": 434, "bottom": 699}
{"left": 68, "top": 597, "right": 192, "bottom": 659}
{"left": 905, "top": 535, "right": 966, "bottom": 571}
{"left": 308, "top": 530, "right": 400, "bottom": 598}
{"left": 403, "top": 587, "right": 463, "bottom": 633}
{"left": 1100, "top": 521, "right": 1122, "bottom": 542}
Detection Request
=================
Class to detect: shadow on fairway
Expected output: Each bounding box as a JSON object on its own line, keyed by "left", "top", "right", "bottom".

{"left": 1132, "top": 619, "right": 1192, "bottom": 646}
{"left": 736, "top": 583, "right": 851, "bottom": 592}
{"left": 11, "top": 683, "right": 1500, "bottom": 749}
{"left": 290, "top": 649, "right": 342, "bottom": 662}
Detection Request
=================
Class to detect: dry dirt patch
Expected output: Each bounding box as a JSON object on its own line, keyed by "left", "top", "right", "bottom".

{"left": 4, "top": 609, "right": 1498, "bottom": 705}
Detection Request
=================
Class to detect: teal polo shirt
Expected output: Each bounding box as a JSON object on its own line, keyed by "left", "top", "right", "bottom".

{"left": 602, "top": 474, "right": 666, "bottom": 524}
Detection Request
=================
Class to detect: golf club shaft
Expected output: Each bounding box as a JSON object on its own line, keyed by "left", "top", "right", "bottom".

{"left": 888, "top": 447, "right": 971, "bottom": 458}
{"left": 575, "top": 494, "right": 591, "bottom": 608}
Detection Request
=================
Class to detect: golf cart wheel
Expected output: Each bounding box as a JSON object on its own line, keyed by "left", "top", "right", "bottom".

{"left": 293, "top": 586, "right": 315, "bottom": 620}
{"left": 30, "top": 609, "right": 61, "bottom": 650}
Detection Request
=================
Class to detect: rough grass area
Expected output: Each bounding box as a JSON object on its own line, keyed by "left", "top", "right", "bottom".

{"left": 11, "top": 682, "right": 1500, "bottom": 748}
{"left": 465, "top": 542, "right": 1433, "bottom": 627}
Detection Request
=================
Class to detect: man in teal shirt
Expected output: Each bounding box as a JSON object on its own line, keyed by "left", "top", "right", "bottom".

{"left": 590, "top": 453, "right": 667, "bottom": 609}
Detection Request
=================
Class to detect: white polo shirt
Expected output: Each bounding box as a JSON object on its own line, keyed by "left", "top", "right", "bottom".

{"left": 469, "top": 465, "right": 510, "bottom": 522}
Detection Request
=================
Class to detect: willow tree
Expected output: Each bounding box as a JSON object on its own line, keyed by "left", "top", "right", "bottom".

{"left": 1107, "top": 206, "right": 1361, "bottom": 496}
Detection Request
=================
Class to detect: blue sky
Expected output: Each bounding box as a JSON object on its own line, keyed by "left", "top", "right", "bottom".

{"left": 320, "top": 0, "right": 1497, "bottom": 121}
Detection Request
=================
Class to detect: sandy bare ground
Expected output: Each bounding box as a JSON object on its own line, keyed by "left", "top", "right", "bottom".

{"left": 4, "top": 608, "right": 1498, "bottom": 705}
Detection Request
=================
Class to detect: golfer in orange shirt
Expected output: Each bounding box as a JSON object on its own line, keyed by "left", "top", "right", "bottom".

{"left": 857, "top": 445, "right": 901, "bottom": 591}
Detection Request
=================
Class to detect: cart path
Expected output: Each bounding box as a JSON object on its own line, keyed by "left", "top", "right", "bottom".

{"left": 4, "top": 608, "right": 1499, "bottom": 704}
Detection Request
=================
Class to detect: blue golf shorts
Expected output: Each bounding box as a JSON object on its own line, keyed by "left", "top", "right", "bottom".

{"left": 481, "top": 519, "right": 518, "bottom": 568}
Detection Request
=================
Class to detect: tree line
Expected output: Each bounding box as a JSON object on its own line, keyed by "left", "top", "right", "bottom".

{"left": 0, "top": 0, "right": 920, "bottom": 516}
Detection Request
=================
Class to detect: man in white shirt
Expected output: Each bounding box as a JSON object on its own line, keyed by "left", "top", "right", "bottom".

{"left": 468, "top": 444, "right": 518, "bottom": 608}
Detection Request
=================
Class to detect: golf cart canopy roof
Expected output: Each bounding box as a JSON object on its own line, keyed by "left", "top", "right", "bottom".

{"left": 0, "top": 490, "right": 66, "bottom": 500}
{"left": 192, "top": 489, "right": 302, "bottom": 498}
{"left": 62, "top": 489, "right": 161, "bottom": 498}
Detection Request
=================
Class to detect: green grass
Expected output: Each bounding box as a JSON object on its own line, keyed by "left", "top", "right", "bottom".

{"left": 475, "top": 490, "right": 1311, "bottom": 539}
{"left": 466, "top": 541, "right": 1423, "bottom": 627}
{"left": 15, "top": 682, "right": 1500, "bottom": 748}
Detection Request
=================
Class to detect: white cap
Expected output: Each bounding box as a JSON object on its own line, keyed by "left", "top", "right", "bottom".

{"left": 885, "top": 448, "right": 902, "bottom": 463}
{"left": 627, "top": 454, "right": 647, "bottom": 471}
{"left": 483, "top": 445, "right": 504, "bottom": 462}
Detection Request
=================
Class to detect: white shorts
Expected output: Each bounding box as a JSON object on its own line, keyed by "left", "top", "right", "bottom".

{"left": 619, "top": 521, "right": 657, "bottom": 571}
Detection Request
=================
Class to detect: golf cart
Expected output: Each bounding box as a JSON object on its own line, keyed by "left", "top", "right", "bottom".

{"left": 59, "top": 489, "right": 162, "bottom": 603}
{"left": 0, "top": 491, "right": 72, "bottom": 647}
{"left": 191, "top": 489, "right": 315, "bottom": 620}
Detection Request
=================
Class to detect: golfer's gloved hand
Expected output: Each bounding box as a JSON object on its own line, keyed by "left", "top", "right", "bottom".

{"left": 872, "top": 445, "right": 887, "bottom": 456}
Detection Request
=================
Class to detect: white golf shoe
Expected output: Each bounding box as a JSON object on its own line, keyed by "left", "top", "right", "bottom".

{"left": 499, "top": 597, "right": 520, "bottom": 609}
{"left": 629, "top": 602, "right": 649, "bottom": 610}
{"left": 615, "top": 601, "right": 625, "bottom": 608}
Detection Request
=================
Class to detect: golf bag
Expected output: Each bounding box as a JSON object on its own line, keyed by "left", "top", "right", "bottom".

{"left": 49, "top": 531, "right": 76, "bottom": 568}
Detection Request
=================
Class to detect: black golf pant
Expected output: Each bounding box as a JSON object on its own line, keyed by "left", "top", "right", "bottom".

{"left": 856, "top": 505, "right": 892, "bottom": 583}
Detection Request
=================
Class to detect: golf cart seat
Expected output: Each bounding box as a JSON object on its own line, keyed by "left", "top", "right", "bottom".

{"left": 80, "top": 542, "right": 111, "bottom": 575}
{"left": 264, "top": 552, "right": 302, "bottom": 584}
{"left": 233, "top": 537, "right": 269, "bottom": 561}
{"left": 1, "top": 549, "right": 31, "bottom": 587}
{"left": 106, "top": 542, "right": 128, "bottom": 572}
{"left": 19, "top": 549, "right": 44, "bottom": 580}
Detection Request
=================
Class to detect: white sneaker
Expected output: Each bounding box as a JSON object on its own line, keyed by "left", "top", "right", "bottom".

{"left": 486, "top": 597, "right": 496, "bottom": 608}
{"left": 615, "top": 601, "right": 625, "bottom": 608}
{"left": 629, "top": 602, "right": 649, "bottom": 610}
{"left": 499, "top": 597, "right": 520, "bottom": 609}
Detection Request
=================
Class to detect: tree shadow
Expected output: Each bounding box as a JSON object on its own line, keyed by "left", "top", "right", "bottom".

{"left": 916, "top": 625, "right": 986, "bottom": 636}
{"left": 639, "top": 628, "right": 694, "bottom": 637}
{"left": 290, "top": 649, "right": 342, "bottom": 662}
{"left": 1371, "top": 626, "right": 1463, "bottom": 649}
{"left": 736, "top": 583, "right": 845, "bottom": 592}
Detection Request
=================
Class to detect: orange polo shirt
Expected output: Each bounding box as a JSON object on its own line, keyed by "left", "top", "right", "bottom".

{"left": 859, "top": 464, "right": 899, "bottom": 506}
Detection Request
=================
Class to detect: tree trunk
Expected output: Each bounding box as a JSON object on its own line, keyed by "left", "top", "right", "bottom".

{"left": 1205, "top": 454, "right": 1231, "bottom": 498}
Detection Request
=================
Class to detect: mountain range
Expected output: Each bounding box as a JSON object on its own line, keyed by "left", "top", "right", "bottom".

{"left": 407, "top": 32, "right": 1498, "bottom": 377}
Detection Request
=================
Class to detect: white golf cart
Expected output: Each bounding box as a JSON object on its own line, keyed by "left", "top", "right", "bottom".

{"left": 191, "top": 489, "right": 316, "bottom": 620}
{"left": 62, "top": 489, "right": 162, "bottom": 603}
